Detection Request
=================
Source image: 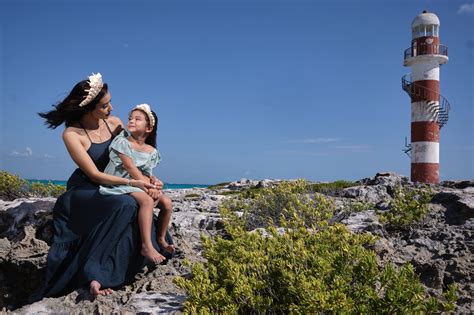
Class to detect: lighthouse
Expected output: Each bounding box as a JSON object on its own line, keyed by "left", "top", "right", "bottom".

{"left": 402, "top": 10, "right": 450, "bottom": 184}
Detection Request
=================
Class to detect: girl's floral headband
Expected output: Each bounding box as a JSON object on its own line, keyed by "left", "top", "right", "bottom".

{"left": 134, "top": 104, "right": 156, "bottom": 127}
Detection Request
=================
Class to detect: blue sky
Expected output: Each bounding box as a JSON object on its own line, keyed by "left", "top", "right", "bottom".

{"left": 0, "top": 0, "right": 472, "bottom": 184}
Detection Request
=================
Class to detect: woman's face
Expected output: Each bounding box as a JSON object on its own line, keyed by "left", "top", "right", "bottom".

{"left": 92, "top": 92, "right": 113, "bottom": 119}
{"left": 127, "top": 110, "right": 152, "bottom": 134}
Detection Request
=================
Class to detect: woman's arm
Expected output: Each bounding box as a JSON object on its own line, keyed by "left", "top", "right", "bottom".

{"left": 63, "top": 130, "right": 153, "bottom": 190}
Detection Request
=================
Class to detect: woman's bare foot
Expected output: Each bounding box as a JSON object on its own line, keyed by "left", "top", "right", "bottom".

{"left": 141, "top": 245, "right": 166, "bottom": 264}
{"left": 90, "top": 280, "right": 113, "bottom": 296}
{"left": 157, "top": 238, "right": 175, "bottom": 255}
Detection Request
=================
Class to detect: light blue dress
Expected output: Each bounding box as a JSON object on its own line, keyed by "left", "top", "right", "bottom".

{"left": 100, "top": 130, "right": 161, "bottom": 195}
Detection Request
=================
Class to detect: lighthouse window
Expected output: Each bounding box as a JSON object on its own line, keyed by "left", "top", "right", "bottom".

{"left": 412, "top": 24, "right": 440, "bottom": 38}
{"left": 412, "top": 25, "right": 421, "bottom": 38}
{"left": 412, "top": 25, "right": 430, "bottom": 38}
{"left": 425, "top": 24, "right": 435, "bottom": 37}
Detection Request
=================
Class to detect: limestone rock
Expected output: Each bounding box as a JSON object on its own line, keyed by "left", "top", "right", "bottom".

{"left": 341, "top": 210, "right": 384, "bottom": 236}
{"left": 1, "top": 174, "right": 473, "bottom": 313}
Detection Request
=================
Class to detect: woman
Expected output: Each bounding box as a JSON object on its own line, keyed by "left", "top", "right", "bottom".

{"left": 37, "top": 73, "right": 174, "bottom": 297}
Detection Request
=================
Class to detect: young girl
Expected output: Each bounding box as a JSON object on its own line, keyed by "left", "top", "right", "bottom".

{"left": 100, "top": 103, "right": 174, "bottom": 264}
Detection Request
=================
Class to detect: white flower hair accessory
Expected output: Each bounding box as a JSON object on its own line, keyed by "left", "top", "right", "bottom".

{"left": 134, "top": 104, "right": 156, "bottom": 127}
{"left": 78, "top": 73, "right": 104, "bottom": 107}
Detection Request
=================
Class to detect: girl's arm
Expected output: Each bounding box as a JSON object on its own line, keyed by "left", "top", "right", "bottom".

{"left": 116, "top": 152, "right": 150, "bottom": 182}
{"left": 63, "top": 130, "right": 153, "bottom": 190}
{"left": 149, "top": 175, "right": 163, "bottom": 190}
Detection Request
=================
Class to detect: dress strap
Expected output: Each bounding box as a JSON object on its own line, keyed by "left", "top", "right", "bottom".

{"left": 103, "top": 119, "right": 114, "bottom": 136}
{"left": 78, "top": 121, "right": 93, "bottom": 142}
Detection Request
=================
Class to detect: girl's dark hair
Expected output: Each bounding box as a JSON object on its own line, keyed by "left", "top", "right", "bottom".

{"left": 38, "top": 80, "right": 109, "bottom": 129}
{"left": 132, "top": 109, "right": 158, "bottom": 148}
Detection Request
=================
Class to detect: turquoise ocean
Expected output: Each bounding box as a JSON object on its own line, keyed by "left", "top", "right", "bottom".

{"left": 27, "top": 179, "right": 209, "bottom": 190}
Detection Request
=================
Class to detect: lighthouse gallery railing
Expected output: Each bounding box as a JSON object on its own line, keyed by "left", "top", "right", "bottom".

{"left": 401, "top": 74, "right": 450, "bottom": 129}
{"left": 404, "top": 44, "right": 448, "bottom": 60}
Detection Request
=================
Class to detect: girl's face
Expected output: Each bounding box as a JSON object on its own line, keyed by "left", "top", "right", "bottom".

{"left": 127, "top": 110, "right": 152, "bottom": 135}
{"left": 93, "top": 92, "right": 113, "bottom": 119}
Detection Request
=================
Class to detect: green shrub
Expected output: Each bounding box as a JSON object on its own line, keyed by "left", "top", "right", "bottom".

{"left": 218, "top": 186, "right": 264, "bottom": 199}
{"left": 0, "top": 171, "right": 28, "bottom": 200}
{"left": 175, "top": 181, "right": 456, "bottom": 313}
{"left": 184, "top": 193, "right": 201, "bottom": 199}
{"left": 207, "top": 182, "right": 231, "bottom": 190}
{"left": 217, "top": 190, "right": 240, "bottom": 196}
{"left": 221, "top": 179, "right": 335, "bottom": 231}
{"left": 28, "top": 181, "right": 65, "bottom": 198}
{"left": 379, "top": 185, "right": 433, "bottom": 228}
{"left": 0, "top": 171, "right": 65, "bottom": 200}
{"left": 344, "top": 200, "right": 375, "bottom": 212}
{"left": 307, "top": 180, "right": 358, "bottom": 196}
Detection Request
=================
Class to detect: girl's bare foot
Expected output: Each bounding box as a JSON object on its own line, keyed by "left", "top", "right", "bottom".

{"left": 90, "top": 280, "right": 113, "bottom": 296}
{"left": 158, "top": 238, "right": 175, "bottom": 255}
{"left": 141, "top": 245, "right": 166, "bottom": 264}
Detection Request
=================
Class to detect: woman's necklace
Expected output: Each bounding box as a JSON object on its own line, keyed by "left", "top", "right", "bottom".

{"left": 91, "top": 121, "right": 102, "bottom": 141}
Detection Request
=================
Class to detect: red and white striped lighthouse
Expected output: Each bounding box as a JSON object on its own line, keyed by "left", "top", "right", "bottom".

{"left": 402, "top": 11, "right": 450, "bottom": 184}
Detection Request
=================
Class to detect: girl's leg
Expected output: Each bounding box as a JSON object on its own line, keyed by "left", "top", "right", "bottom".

{"left": 156, "top": 194, "right": 175, "bottom": 254}
{"left": 130, "top": 192, "right": 165, "bottom": 264}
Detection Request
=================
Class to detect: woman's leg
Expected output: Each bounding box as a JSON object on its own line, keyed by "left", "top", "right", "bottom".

{"left": 90, "top": 281, "right": 114, "bottom": 296}
{"left": 130, "top": 192, "right": 166, "bottom": 264}
{"left": 156, "top": 194, "right": 175, "bottom": 254}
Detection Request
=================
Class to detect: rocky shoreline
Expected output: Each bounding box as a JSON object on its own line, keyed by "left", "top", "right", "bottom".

{"left": 0, "top": 173, "right": 472, "bottom": 313}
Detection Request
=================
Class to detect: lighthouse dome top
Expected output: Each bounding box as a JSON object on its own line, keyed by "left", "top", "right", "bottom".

{"left": 412, "top": 11, "right": 440, "bottom": 28}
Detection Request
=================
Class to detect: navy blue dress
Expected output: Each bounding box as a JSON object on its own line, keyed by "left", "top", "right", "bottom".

{"left": 41, "top": 129, "right": 173, "bottom": 298}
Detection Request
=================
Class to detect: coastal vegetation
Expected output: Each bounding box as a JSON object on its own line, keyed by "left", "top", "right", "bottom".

{"left": 0, "top": 171, "right": 65, "bottom": 200}
{"left": 307, "top": 179, "right": 358, "bottom": 196}
{"left": 344, "top": 200, "right": 376, "bottom": 212}
{"left": 378, "top": 185, "right": 434, "bottom": 228}
{"left": 175, "top": 180, "right": 456, "bottom": 313}
{"left": 184, "top": 193, "right": 201, "bottom": 200}
{"left": 218, "top": 186, "right": 263, "bottom": 199}
{"left": 207, "top": 182, "right": 231, "bottom": 190}
{"left": 221, "top": 179, "right": 335, "bottom": 230}
{"left": 214, "top": 179, "right": 358, "bottom": 200}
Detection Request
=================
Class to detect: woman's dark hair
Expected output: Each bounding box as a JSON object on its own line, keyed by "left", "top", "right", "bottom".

{"left": 132, "top": 109, "right": 158, "bottom": 148}
{"left": 38, "top": 80, "right": 109, "bottom": 129}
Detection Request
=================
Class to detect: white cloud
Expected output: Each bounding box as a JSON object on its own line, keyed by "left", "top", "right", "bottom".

{"left": 277, "top": 150, "right": 329, "bottom": 156}
{"left": 43, "top": 154, "right": 55, "bottom": 158}
{"left": 458, "top": 3, "right": 474, "bottom": 14}
{"left": 293, "top": 138, "right": 341, "bottom": 144}
{"left": 333, "top": 145, "right": 371, "bottom": 152}
{"left": 9, "top": 147, "right": 33, "bottom": 157}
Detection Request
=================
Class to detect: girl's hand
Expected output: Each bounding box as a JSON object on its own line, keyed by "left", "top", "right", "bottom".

{"left": 147, "top": 188, "right": 162, "bottom": 201}
{"left": 150, "top": 176, "right": 164, "bottom": 190}
{"left": 131, "top": 179, "right": 156, "bottom": 192}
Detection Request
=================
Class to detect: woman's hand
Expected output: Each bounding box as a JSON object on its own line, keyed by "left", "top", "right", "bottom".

{"left": 130, "top": 179, "right": 156, "bottom": 193}
{"left": 147, "top": 188, "right": 162, "bottom": 201}
{"left": 149, "top": 176, "right": 164, "bottom": 190}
